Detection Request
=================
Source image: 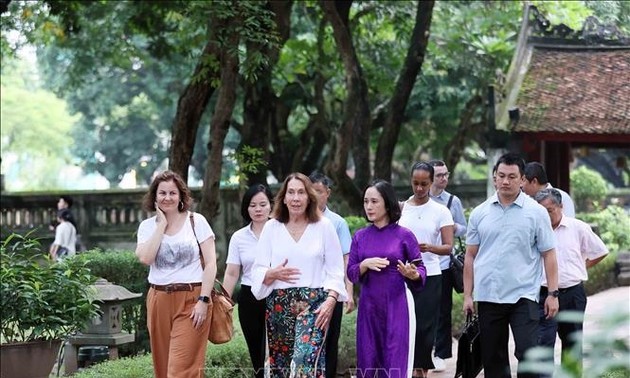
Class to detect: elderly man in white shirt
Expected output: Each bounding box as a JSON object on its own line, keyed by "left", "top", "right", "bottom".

{"left": 534, "top": 188, "right": 608, "bottom": 366}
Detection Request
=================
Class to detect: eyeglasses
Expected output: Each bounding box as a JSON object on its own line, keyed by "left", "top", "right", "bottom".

{"left": 435, "top": 172, "right": 450, "bottom": 179}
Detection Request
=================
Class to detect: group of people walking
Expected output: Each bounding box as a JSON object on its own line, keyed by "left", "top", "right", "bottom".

{"left": 134, "top": 152, "right": 608, "bottom": 378}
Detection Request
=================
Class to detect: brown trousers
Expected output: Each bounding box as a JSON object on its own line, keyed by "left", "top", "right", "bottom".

{"left": 147, "top": 287, "right": 210, "bottom": 378}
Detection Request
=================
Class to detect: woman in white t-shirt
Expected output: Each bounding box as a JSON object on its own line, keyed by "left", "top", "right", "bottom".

{"left": 135, "top": 171, "right": 217, "bottom": 378}
{"left": 50, "top": 209, "right": 76, "bottom": 261}
{"left": 251, "top": 172, "right": 347, "bottom": 377}
{"left": 222, "top": 184, "right": 273, "bottom": 378}
{"left": 399, "top": 162, "right": 454, "bottom": 378}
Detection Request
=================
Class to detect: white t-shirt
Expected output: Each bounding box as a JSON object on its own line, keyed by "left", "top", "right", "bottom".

{"left": 251, "top": 217, "right": 348, "bottom": 301}
{"left": 399, "top": 199, "right": 454, "bottom": 276}
{"left": 542, "top": 215, "right": 608, "bottom": 288}
{"left": 54, "top": 221, "right": 77, "bottom": 257}
{"left": 137, "top": 212, "right": 214, "bottom": 285}
{"left": 226, "top": 223, "right": 260, "bottom": 286}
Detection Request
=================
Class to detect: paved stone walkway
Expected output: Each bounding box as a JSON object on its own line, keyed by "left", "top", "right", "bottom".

{"left": 429, "top": 286, "right": 630, "bottom": 378}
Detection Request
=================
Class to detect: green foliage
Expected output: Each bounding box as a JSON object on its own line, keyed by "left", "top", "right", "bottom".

{"left": 0, "top": 233, "right": 99, "bottom": 343}
{"left": 344, "top": 216, "right": 368, "bottom": 236}
{"left": 230, "top": 145, "right": 269, "bottom": 188}
{"left": 532, "top": 0, "right": 593, "bottom": 30}
{"left": 585, "top": 0, "right": 630, "bottom": 33}
{"left": 76, "top": 249, "right": 150, "bottom": 356}
{"left": 570, "top": 166, "right": 609, "bottom": 212}
{"left": 0, "top": 56, "right": 80, "bottom": 191}
{"left": 577, "top": 205, "right": 630, "bottom": 254}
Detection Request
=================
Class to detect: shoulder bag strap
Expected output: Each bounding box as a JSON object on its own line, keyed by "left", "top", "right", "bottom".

{"left": 189, "top": 213, "right": 205, "bottom": 268}
{"left": 446, "top": 194, "right": 454, "bottom": 209}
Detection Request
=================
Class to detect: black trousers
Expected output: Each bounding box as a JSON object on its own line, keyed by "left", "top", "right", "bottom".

{"left": 238, "top": 285, "right": 267, "bottom": 378}
{"left": 412, "top": 275, "right": 442, "bottom": 370}
{"left": 538, "top": 284, "right": 587, "bottom": 362}
{"left": 478, "top": 299, "right": 539, "bottom": 378}
{"left": 325, "top": 301, "right": 344, "bottom": 378}
{"left": 434, "top": 268, "right": 453, "bottom": 359}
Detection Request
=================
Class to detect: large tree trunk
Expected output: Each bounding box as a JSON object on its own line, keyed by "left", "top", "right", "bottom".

{"left": 374, "top": 0, "right": 434, "bottom": 181}
{"left": 320, "top": 0, "right": 368, "bottom": 209}
{"left": 444, "top": 94, "right": 485, "bottom": 172}
{"left": 168, "top": 40, "right": 220, "bottom": 182}
{"left": 199, "top": 31, "right": 240, "bottom": 220}
{"left": 239, "top": 1, "right": 293, "bottom": 187}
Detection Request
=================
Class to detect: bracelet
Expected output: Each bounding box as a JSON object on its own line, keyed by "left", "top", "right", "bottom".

{"left": 327, "top": 294, "right": 338, "bottom": 301}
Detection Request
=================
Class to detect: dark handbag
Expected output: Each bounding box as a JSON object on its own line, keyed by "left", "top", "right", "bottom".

{"left": 450, "top": 252, "right": 464, "bottom": 294}
{"left": 189, "top": 214, "right": 235, "bottom": 344}
{"left": 455, "top": 314, "right": 483, "bottom": 378}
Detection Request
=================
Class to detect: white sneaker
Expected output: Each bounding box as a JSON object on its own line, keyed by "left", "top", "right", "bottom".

{"left": 432, "top": 356, "right": 446, "bottom": 372}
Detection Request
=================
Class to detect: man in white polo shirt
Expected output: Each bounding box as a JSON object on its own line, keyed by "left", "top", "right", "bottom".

{"left": 534, "top": 188, "right": 608, "bottom": 364}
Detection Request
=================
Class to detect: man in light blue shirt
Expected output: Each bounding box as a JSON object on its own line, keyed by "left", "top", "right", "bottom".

{"left": 428, "top": 159, "right": 467, "bottom": 371}
{"left": 463, "top": 153, "right": 559, "bottom": 378}
{"left": 309, "top": 171, "right": 353, "bottom": 378}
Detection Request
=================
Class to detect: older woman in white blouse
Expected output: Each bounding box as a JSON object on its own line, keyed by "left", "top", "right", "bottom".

{"left": 251, "top": 172, "right": 347, "bottom": 378}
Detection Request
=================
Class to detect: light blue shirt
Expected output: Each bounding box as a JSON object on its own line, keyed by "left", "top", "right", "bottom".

{"left": 466, "top": 191, "right": 556, "bottom": 304}
{"left": 323, "top": 207, "right": 352, "bottom": 254}
{"left": 431, "top": 190, "right": 468, "bottom": 270}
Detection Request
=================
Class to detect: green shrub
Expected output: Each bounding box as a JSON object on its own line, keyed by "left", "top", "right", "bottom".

{"left": 76, "top": 249, "right": 150, "bottom": 356}
{"left": 1, "top": 233, "right": 99, "bottom": 343}
{"left": 345, "top": 216, "right": 368, "bottom": 236}
{"left": 338, "top": 309, "right": 357, "bottom": 374}
{"left": 577, "top": 205, "right": 630, "bottom": 254}
{"left": 570, "top": 166, "right": 609, "bottom": 212}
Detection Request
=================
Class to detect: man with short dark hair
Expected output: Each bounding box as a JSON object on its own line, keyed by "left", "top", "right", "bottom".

{"left": 523, "top": 162, "right": 575, "bottom": 216}
{"left": 309, "top": 171, "right": 354, "bottom": 378}
{"left": 463, "top": 152, "right": 559, "bottom": 378}
{"left": 534, "top": 188, "right": 608, "bottom": 366}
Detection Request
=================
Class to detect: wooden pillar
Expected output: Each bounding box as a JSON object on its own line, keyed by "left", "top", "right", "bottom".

{"left": 545, "top": 141, "right": 571, "bottom": 193}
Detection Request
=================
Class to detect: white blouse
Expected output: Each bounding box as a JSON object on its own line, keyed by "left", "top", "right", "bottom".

{"left": 251, "top": 217, "right": 348, "bottom": 301}
{"left": 225, "top": 224, "right": 260, "bottom": 286}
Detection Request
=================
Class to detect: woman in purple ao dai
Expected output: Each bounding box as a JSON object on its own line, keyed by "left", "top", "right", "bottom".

{"left": 348, "top": 180, "right": 426, "bottom": 378}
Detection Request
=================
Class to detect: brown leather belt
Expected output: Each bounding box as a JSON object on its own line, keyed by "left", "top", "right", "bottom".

{"left": 150, "top": 282, "right": 202, "bottom": 293}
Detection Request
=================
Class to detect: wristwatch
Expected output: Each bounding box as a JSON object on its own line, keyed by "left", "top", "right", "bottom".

{"left": 197, "top": 295, "right": 210, "bottom": 303}
{"left": 548, "top": 290, "right": 560, "bottom": 298}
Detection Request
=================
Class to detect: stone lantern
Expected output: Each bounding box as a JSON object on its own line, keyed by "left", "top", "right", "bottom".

{"left": 64, "top": 278, "right": 142, "bottom": 374}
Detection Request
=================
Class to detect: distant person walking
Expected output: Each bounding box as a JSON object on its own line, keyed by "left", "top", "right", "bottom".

{"left": 428, "top": 159, "right": 467, "bottom": 371}
{"left": 463, "top": 153, "right": 559, "bottom": 378}
{"left": 534, "top": 188, "right": 608, "bottom": 367}
{"left": 49, "top": 209, "right": 77, "bottom": 261}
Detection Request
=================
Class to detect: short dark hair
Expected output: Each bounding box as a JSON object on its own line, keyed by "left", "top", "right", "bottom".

{"left": 272, "top": 172, "right": 321, "bottom": 223}
{"left": 142, "top": 170, "right": 192, "bottom": 213}
{"left": 410, "top": 161, "right": 434, "bottom": 181}
{"left": 241, "top": 184, "right": 273, "bottom": 225}
{"left": 308, "top": 171, "right": 334, "bottom": 188}
{"left": 534, "top": 188, "right": 562, "bottom": 205}
{"left": 60, "top": 195, "right": 74, "bottom": 208}
{"left": 428, "top": 159, "right": 446, "bottom": 168}
{"left": 57, "top": 208, "right": 73, "bottom": 222}
{"left": 524, "top": 162, "right": 549, "bottom": 184}
{"left": 363, "top": 179, "right": 401, "bottom": 224}
{"left": 494, "top": 152, "right": 526, "bottom": 176}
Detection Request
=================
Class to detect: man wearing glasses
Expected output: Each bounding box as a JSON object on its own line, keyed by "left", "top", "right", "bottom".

{"left": 428, "top": 160, "right": 467, "bottom": 372}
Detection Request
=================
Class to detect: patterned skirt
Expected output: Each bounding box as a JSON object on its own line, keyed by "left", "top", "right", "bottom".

{"left": 266, "top": 287, "right": 327, "bottom": 378}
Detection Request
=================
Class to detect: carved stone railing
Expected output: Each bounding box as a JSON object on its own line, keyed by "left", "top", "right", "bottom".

{"left": 1, "top": 181, "right": 489, "bottom": 252}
